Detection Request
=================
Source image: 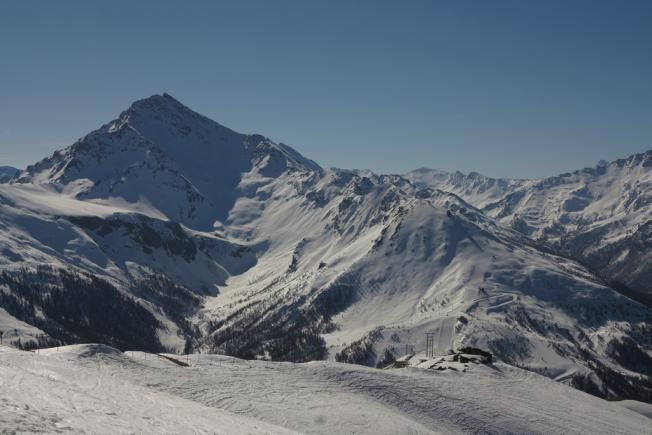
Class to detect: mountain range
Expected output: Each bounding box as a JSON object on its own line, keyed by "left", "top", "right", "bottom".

{"left": 406, "top": 151, "right": 652, "bottom": 307}
{"left": 1, "top": 94, "right": 650, "bottom": 403}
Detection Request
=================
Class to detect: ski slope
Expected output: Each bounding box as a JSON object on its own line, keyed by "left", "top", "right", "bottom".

{"left": 0, "top": 345, "right": 295, "bottom": 434}
{"left": 0, "top": 344, "right": 649, "bottom": 434}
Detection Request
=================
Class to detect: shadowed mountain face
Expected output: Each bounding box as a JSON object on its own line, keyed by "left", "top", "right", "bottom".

{"left": 0, "top": 166, "right": 18, "bottom": 183}
{"left": 16, "top": 93, "right": 321, "bottom": 229}
{"left": 1, "top": 94, "right": 651, "bottom": 403}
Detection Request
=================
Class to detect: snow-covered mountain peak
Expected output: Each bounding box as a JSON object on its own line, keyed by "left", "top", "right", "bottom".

{"left": 483, "top": 148, "right": 652, "bottom": 303}
{"left": 112, "top": 93, "right": 321, "bottom": 173}
{"left": 115, "top": 93, "right": 242, "bottom": 148}
{"left": 1, "top": 97, "right": 651, "bottom": 406}
{"left": 14, "top": 94, "right": 321, "bottom": 229}
{"left": 128, "top": 92, "right": 191, "bottom": 113}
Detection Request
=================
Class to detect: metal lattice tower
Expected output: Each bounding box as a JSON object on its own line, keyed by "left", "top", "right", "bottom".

{"left": 425, "top": 332, "right": 435, "bottom": 358}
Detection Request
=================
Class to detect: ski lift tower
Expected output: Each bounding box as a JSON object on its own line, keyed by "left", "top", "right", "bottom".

{"left": 425, "top": 332, "right": 436, "bottom": 358}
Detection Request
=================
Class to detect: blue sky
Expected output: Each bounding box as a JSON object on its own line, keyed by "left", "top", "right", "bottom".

{"left": 0, "top": 0, "right": 650, "bottom": 178}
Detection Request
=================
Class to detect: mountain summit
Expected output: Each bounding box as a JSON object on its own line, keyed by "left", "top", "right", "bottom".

{"left": 1, "top": 95, "right": 651, "bottom": 403}
{"left": 16, "top": 94, "right": 320, "bottom": 228}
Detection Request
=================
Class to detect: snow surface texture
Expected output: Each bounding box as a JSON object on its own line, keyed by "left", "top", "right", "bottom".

{"left": 1, "top": 344, "right": 650, "bottom": 435}
{"left": 1, "top": 94, "right": 651, "bottom": 404}
{"left": 0, "top": 345, "right": 295, "bottom": 434}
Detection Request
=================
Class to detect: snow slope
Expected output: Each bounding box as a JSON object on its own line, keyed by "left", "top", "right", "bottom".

{"left": 1, "top": 344, "right": 650, "bottom": 435}
{"left": 0, "top": 94, "right": 650, "bottom": 404}
{"left": 405, "top": 156, "right": 652, "bottom": 305}
{"left": 0, "top": 182, "right": 260, "bottom": 352}
{"left": 0, "top": 345, "right": 295, "bottom": 434}
{"left": 483, "top": 152, "right": 652, "bottom": 302}
{"left": 0, "top": 307, "right": 50, "bottom": 348}
{"left": 195, "top": 166, "right": 652, "bottom": 401}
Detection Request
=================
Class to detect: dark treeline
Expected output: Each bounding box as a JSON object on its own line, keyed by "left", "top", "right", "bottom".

{"left": 204, "top": 278, "right": 358, "bottom": 361}
{"left": 0, "top": 266, "right": 163, "bottom": 352}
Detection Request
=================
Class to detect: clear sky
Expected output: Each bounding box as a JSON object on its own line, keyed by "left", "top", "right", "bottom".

{"left": 1, "top": 0, "right": 650, "bottom": 178}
